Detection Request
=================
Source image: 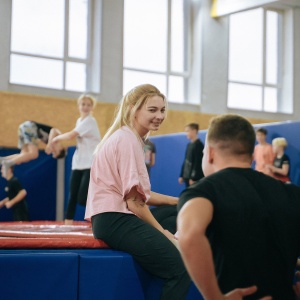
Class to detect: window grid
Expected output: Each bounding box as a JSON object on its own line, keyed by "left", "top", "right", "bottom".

{"left": 123, "top": 0, "right": 190, "bottom": 103}
{"left": 9, "top": 0, "right": 91, "bottom": 93}
{"left": 228, "top": 8, "right": 283, "bottom": 113}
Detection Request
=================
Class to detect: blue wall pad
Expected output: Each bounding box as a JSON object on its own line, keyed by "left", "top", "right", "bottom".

{"left": 0, "top": 148, "right": 57, "bottom": 221}
{"left": 149, "top": 121, "right": 300, "bottom": 197}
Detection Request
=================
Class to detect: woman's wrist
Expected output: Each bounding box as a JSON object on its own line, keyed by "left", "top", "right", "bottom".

{"left": 168, "top": 196, "right": 178, "bottom": 205}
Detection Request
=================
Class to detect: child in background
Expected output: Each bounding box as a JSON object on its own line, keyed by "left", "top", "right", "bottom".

{"left": 253, "top": 128, "right": 275, "bottom": 175}
{"left": 0, "top": 164, "right": 29, "bottom": 221}
{"left": 266, "top": 137, "right": 291, "bottom": 183}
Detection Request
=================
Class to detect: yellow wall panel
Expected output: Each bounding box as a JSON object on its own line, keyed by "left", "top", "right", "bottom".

{"left": 0, "top": 91, "right": 275, "bottom": 148}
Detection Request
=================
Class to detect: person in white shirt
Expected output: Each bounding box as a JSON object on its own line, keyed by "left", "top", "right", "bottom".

{"left": 52, "top": 94, "right": 101, "bottom": 224}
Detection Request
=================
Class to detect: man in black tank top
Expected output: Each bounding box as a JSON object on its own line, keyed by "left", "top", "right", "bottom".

{"left": 177, "top": 114, "right": 300, "bottom": 300}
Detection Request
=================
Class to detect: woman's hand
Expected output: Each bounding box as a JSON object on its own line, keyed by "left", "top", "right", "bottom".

{"left": 163, "top": 229, "right": 175, "bottom": 240}
{"left": 163, "top": 229, "right": 179, "bottom": 249}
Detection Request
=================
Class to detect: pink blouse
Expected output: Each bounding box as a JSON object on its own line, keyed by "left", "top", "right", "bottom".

{"left": 85, "top": 126, "right": 150, "bottom": 221}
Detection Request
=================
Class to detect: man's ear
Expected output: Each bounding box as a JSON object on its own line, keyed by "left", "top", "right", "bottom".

{"left": 208, "top": 145, "right": 214, "bottom": 164}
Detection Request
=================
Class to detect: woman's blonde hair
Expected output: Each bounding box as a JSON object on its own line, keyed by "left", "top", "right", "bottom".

{"left": 272, "top": 137, "right": 288, "bottom": 148}
{"left": 77, "top": 94, "right": 97, "bottom": 108}
{"left": 95, "top": 84, "right": 166, "bottom": 152}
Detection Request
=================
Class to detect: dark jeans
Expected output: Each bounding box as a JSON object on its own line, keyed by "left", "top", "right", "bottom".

{"left": 65, "top": 169, "right": 90, "bottom": 220}
{"left": 92, "top": 212, "right": 191, "bottom": 300}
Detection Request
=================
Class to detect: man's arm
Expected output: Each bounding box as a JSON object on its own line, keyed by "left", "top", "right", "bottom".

{"left": 5, "top": 189, "right": 27, "bottom": 209}
{"left": 177, "top": 198, "right": 271, "bottom": 300}
{"left": 178, "top": 197, "right": 224, "bottom": 299}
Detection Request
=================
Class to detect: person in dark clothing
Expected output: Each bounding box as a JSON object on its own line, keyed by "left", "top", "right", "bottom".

{"left": 177, "top": 114, "right": 300, "bottom": 300}
{"left": 0, "top": 165, "right": 29, "bottom": 221}
{"left": 0, "top": 121, "right": 66, "bottom": 176}
{"left": 144, "top": 138, "right": 156, "bottom": 176}
{"left": 178, "top": 123, "right": 204, "bottom": 187}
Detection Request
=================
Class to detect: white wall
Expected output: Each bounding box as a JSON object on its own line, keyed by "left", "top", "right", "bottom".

{"left": 1, "top": 0, "right": 300, "bottom": 120}
{"left": 200, "top": 0, "right": 300, "bottom": 121}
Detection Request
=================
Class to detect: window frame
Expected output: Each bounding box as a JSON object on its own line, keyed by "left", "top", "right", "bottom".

{"left": 227, "top": 7, "right": 285, "bottom": 113}
{"left": 123, "top": 0, "right": 192, "bottom": 104}
{"left": 9, "top": 0, "right": 97, "bottom": 94}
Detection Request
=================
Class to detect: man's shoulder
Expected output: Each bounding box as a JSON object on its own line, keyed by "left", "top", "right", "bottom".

{"left": 195, "top": 138, "right": 204, "bottom": 144}
{"left": 191, "top": 138, "right": 204, "bottom": 148}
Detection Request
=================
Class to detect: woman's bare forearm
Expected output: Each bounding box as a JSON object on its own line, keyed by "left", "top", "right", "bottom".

{"left": 147, "top": 191, "right": 178, "bottom": 206}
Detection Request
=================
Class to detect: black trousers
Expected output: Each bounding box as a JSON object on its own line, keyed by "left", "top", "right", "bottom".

{"left": 150, "top": 205, "right": 178, "bottom": 234}
{"left": 92, "top": 212, "right": 191, "bottom": 300}
{"left": 65, "top": 169, "right": 90, "bottom": 220}
{"left": 13, "top": 202, "right": 30, "bottom": 221}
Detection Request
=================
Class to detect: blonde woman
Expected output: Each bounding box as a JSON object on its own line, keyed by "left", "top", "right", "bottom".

{"left": 52, "top": 94, "right": 101, "bottom": 224}
{"left": 266, "top": 137, "right": 291, "bottom": 183}
{"left": 85, "top": 84, "right": 191, "bottom": 300}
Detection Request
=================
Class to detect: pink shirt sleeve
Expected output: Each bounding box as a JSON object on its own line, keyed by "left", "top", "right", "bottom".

{"left": 85, "top": 127, "right": 150, "bottom": 221}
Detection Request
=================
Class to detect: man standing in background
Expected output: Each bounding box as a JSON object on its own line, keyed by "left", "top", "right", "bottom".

{"left": 178, "top": 123, "right": 204, "bottom": 187}
{"left": 144, "top": 139, "right": 156, "bottom": 176}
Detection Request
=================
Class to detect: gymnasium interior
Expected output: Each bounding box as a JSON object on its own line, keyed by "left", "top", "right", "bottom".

{"left": 1, "top": 0, "right": 300, "bottom": 299}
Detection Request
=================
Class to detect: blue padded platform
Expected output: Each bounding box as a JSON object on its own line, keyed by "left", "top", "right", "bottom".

{"left": 0, "top": 252, "right": 78, "bottom": 300}
{"left": 78, "top": 249, "right": 203, "bottom": 300}
{"left": 0, "top": 249, "right": 203, "bottom": 300}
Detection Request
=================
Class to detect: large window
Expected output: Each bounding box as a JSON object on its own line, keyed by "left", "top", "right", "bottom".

{"left": 10, "top": 0, "right": 91, "bottom": 92}
{"left": 228, "top": 8, "right": 283, "bottom": 112}
{"left": 123, "top": 0, "right": 190, "bottom": 103}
